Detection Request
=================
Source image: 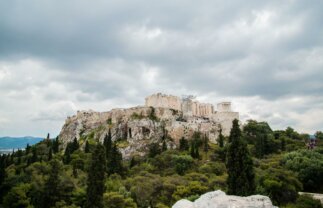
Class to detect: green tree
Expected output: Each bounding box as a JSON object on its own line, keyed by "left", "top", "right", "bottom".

{"left": 107, "top": 143, "right": 123, "bottom": 176}
{"left": 31, "top": 147, "right": 38, "bottom": 163}
{"left": 43, "top": 159, "right": 61, "bottom": 207}
{"left": 226, "top": 119, "right": 255, "bottom": 196}
{"left": 85, "top": 143, "right": 106, "bottom": 208}
{"left": 103, "top": 192, "right": 137, "bottom": 208}
{"left": 282, "top": 149, "right": 323, "bottom": 192}
{"left": 25, "top": 143, "right": 31, "bottom": 155}
{"left": 48, "top": 147, "right": 53, "bottom": 161}
{"left": 162, "top": 140, "right": 167, "bottom": 152}
{"left": 173, "top": 155, "right": 193, "bottom": 175}
{"left": 292, "top": 194, "right": 323, "bottom": 208}
{"left": 148, "top": 143, "right": 161, "bottom": 158}
{"left": 0, "top": 155, "right": 6, "bottom": 187}
{"left": 104, "top": 129, "right": 112, "bottom": 160}
{"left": 217, "top": 129, "right": 224, "bottom": 148}
{"left": 53, "top": 137, "right": 59, "bottom": 153}
{"left": 203, "top": 135, "right": 209, "bottom": 154}
{"left": 179, "top": 137, "right": 189, "bottom": 151}
{"left": 84, "top": 140, "right": 90, "bottom": 153}
{"left": 257, "top": 167, "right": 302, "bottom": 205}
{"left": 3, "top": 183, "right": 32, "bottom": 208}
{"left": 72, "top": 137, "right": 79, "bottom": 152}
{"left": 315, "top": 131, "right": 323, "bottom": 140}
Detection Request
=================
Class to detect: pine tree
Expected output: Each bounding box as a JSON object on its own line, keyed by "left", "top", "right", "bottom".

{"left": 85, "top": 143, "right": 106, "bottom": 208}
{"left": 84, "top": 140, "right": 90, "bottom": 153}
{"left": 53, "top": 137, "right": 59, "bottom": 153}
{"left": 217, "top": 129, "right": 225, "bottom": 148}
{"left": 43, "top": 159, "right": 61, "bottom": 207}
{"left": 226, "top": 119, "right": 255, "bottom": 196}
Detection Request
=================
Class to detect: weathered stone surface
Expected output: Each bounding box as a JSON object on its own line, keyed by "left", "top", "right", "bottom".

{"left": 58, "top": 93, "right": 239, "bottom": 158}
{"left": 172, "top": 190, "right": 278, "bottom": 208}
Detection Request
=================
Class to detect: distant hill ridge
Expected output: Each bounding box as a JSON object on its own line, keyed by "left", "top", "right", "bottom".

{"left": 0, "top": 136, "right": 44, "bottom": 150}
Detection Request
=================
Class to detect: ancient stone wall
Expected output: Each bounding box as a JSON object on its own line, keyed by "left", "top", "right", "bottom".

{"left": 146, "top": 93, "right": 215, "bottom": 117}
{"left": 217, "top": 102, "right": 232, "bottom": 112}
{"left": 210, "top": 111, "right": 239, "bottom": 136}
{"left": 145, "top": 93, "right": 182, "bottom": 111}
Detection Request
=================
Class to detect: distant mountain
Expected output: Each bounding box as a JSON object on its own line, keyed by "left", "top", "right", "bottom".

{"left": 0, "top": 136, "right": 44, "bottom": 152}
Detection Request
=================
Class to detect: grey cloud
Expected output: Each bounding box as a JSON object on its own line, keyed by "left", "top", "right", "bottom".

{"left": 0, "top": 0, "right": 323, "bottom": 136}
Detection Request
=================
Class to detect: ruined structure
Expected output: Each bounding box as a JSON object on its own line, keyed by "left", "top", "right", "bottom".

{"left": 58, "top": 93, "right": 239, "bottom": 159}
{"left": 145, "top": 93, "right": 239, "bottom": 135}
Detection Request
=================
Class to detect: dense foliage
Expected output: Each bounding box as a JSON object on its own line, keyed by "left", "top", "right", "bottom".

{"left": 0, "top": 120, "right": 322, "bottom": 208}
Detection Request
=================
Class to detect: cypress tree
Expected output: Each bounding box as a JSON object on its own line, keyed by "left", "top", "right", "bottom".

{"left": 195, "top": 144, "right": 200, "bottom": 159}
{"left": 179, "top": 137, "right": 189, "bottom": 151}
{"left": 72, "top": 137, "right": 79, "bottom": 152}
{"left": 107, "top": 143, "right": 123, "bottom": 176}
{"left": 64, "top": 144, "right": 72, "bottom": 164}
{"left": 203, "top": 135, "right": 209, "bottom": 153}
{"left": 217, "top": 129, "right": 225, "bottom": 148}
{"left": 148, "top": 143, "right": 161, "bottom": 158}
{"left": 104, "top": 129, "right": 112, "bottom": 160}
{"left": 226, "top": 119, "right": 255, "bottom": 196}
{"left": 129, "top": 157, "right": 136, "bottom": 168}
{"left": 84, "top": 140, "right": 90, "bottom": 153}
{"left": 85, "top": 143, "right": 106, "bottom": 208}
{"left": 162, "top": 140, "right": 167, "bottom": 152}
{"left": 53, "top": 137, "right": 59, "bottom": 153}
{"left": 190, "top": 141, "right": 196, "bottom": 158}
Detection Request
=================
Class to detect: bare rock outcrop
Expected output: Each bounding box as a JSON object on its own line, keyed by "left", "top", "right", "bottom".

{"left": 58, "top": 106, "right": 221, "bottom": 159}
{"left": 172, "top": 190, "right": 278, "bottom": 208}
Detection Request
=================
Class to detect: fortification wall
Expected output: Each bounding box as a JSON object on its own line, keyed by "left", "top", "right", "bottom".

{"left": 210, "top": 111, "right": 239, "bottom": 136}
{"left": 145, "top": 93, "right": 182, "bottom": 111}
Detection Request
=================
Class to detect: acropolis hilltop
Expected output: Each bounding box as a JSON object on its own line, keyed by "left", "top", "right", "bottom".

{"left": 145, "top": 93, "right": 239, "bottom": 134}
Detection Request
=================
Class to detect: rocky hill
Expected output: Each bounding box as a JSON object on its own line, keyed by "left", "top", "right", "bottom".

{"left": 58, "top": 106, "right": 221, "bottom": 159}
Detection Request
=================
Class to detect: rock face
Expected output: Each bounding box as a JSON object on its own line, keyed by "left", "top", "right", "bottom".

{"left": 172, "top": 190, "right": 278, "bottom": 208}
{"left": 58, "top": 106, "right": 221, "bottom": 159}
{"left": 58, "top": 93, "right": 239, "bottom": 159}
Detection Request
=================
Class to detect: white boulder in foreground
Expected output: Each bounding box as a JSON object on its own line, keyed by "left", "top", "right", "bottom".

{"left": 172, "top": 190, "right": 278, "bottom": 208}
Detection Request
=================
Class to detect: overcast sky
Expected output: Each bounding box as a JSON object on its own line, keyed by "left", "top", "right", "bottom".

{"left": 1, "top": 0, "right": 323, "bottom": 137}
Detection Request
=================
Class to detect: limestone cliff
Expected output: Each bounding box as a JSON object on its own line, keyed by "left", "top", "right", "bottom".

{"left": 58, "top": 106, "right": 221, "bottom": 159}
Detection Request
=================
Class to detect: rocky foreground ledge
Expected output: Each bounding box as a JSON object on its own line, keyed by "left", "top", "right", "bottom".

{"left": 172, "top": 190, "right": 278, "bottom": 208}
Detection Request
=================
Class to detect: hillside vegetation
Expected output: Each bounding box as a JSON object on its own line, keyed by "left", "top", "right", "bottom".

{"left": 0, "top": 120, "right": 323, "bottom": 208}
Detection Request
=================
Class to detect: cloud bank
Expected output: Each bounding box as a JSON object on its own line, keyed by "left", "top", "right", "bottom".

{"left": 0, "top": 0, "right": 323, "bottom": 136}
